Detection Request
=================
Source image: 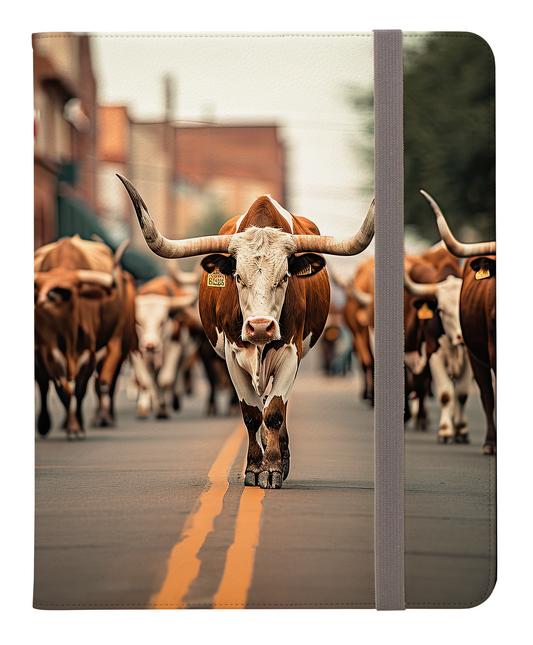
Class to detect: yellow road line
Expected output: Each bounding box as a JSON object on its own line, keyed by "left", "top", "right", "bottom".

{"left": 212, "top": 486, "right": 265, "bottom": 609}
{"left": 149, "top": 423, "right": 245, "bottom": 609}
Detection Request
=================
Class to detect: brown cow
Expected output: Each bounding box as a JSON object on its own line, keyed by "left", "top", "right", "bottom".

{"left": 341, "top": 258, "right": 375, "bottom": 403}
{"left": 421, "top": 190, "right": 496, "bottom": 454}
{"left": 34, "top": 235, "right": 136, "bottom": 438}
{"left": 404, "top": 243, "right": 472, "bottom": 442}
{"left": 118, "top": 174, "right": 374, "bottom": 488}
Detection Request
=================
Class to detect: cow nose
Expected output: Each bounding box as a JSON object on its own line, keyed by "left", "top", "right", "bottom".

{"left": 144, "top": 339, "right": 159, "bottom": 352}
{"left": 244, "top": 317, "right": 277, "bottom": 341}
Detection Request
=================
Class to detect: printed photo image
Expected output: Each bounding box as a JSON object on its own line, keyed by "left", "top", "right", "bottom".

{"left": 32, "top": 32, "right": 496, "bottom": 610}
{"left": 33, "top": 33, "right": 376, "bottom": 609}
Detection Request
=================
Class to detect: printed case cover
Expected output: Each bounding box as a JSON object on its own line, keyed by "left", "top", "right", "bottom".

{"left": 33, "top": 31, "right": 496, "bottom": 609}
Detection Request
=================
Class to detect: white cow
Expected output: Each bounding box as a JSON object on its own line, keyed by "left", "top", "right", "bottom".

{"left": 131, "top": 280, "right": 197, "bottom": 419}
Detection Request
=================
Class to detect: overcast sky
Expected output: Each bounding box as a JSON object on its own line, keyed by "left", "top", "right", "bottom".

{"left": 90, "top": 33, "right": 375, "bottom": 269}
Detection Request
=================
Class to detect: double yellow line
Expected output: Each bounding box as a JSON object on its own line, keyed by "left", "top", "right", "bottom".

{"left": 150, "top": 422, "right": 265, "bottom": 609}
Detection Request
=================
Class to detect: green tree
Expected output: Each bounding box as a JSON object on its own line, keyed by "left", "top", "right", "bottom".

{"left": 352, "top": 32, "right": 495, "bottom": 243}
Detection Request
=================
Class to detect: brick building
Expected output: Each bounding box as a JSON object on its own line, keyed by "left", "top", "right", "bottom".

{"left": 33, "top": 33, "right": 287, "bottom": 274}
{"left": 33, "top": 33, "right": 98, "bottom": 248}
{"left": 97, "top": 107, "right": 287, "bottom": 250}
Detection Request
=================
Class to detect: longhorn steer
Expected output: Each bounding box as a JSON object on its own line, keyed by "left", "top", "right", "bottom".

{"left": 421, "top": 190, "right": 496, "bottom": 454}
{"left": 404, "top": 243, "right": 472, "bottom": 443}
{"left": 34, "top": 235, "right": 136, "bottom": 438}
{"left": 130, "top": 275, "right": 198, "bottom": 419}
{"left": 118, "top": 174, "right": 374, "bottom": 488}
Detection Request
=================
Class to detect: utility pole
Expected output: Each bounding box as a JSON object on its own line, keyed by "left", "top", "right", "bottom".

{"left": 163, "top": 74, "right": 178, "bottom": 238}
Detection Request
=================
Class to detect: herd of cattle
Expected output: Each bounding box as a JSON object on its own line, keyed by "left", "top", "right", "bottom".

{"left": 34, "top": 179, "right": 495, "bottom": 489}
{"left": 337, "top": 190, "right": 496, "bottom": 456}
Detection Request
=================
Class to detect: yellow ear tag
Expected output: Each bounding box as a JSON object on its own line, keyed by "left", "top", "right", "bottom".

{"left": 417, "top": 302, "right": 434, "bottom": 320}
{"left": 296, "top": 264, "right": 312, "bottom": 276}
{"left": 207, "top": 269, "right": 226, "bottom": 287}
{"left": 475, "top": 268, "right": 490, "bottom": 280}
{"left": 325, "top": 327, "right": 340, "bottom": 342}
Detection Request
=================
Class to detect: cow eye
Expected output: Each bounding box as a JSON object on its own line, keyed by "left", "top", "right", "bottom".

{"left": 277, "top": 273, "right": 289, "bottom": 287}
{"left": 234, "top": 273, "right": 245, "bottom": 287}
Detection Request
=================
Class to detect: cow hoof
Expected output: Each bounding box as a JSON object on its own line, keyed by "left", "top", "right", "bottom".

{"left": 173, "top": 395, "right": 180, "bottom": 411}
{"left": 67, "top": 429, "right": 85, "bottom": 441}
{"left": 93, "top": 413, "right": 114, "bottom": 428}
{"left": 454, "top": 433, "right": 469, "bottom": 444}
{"left": 483, "top": 443, "right": 496, "bottom": 455}
{"left": 207, "top": 403, "right": 217, "bottom": 416}
{"left": 258, "top": 472, "right": 270, "bottom": 489}
{"left": 258, "top": 471, "right": 283, "bottom": 489}
{"left": 271, "top": 472, "right": 283, "bottom": 489}
{"left": 244, "top": 471, "right": 258, "bottom": 487}
{"left": 438, "top": 435, "right": 449, "bottom": 444}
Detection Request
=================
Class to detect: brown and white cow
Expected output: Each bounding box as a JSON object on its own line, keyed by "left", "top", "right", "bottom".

{"left": 130, "top": 275, "right": 198, "bottom": 419}
{"left": 404, "top": 242, "right": 472, "bottom": 443}
{"left": 34, "top": 235, "right": 137, "bottom": 438}
{"left": 118, "top": 174, "right": 374, "bottom": 488}
{"left": 421, "top": 190, "right": 496, "bottom": 454}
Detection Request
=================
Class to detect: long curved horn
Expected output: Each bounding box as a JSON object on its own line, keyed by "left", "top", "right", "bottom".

{"left": 292, "top": 198, "right": 375, "bottom": 255}
{"left": 404, "top": 270, "right": 438, "bottom": 297}
{"left": 113, "top": 238, "right": 130, "bottom": 267}
{"left": 75, "top": 270, "right": 114, "bottom": 288}
{"left": 117, "top": 175, "right": 233, "bottom": 258}
{"left": 421, "top": 190, "right": 496, "bottom": 257}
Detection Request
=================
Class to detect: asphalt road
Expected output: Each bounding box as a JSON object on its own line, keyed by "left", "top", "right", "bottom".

{"left": 33, "top": 351, "right": 496, "bottom": 610}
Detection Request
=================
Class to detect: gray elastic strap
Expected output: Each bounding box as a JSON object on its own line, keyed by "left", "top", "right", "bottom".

{"left": 373, "top": 29, "right": 405, "bottom": 611}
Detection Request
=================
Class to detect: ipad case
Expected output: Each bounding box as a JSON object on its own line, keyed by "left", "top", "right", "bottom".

{"left": 33, "top": 30, "right": 496, "bottom": 610}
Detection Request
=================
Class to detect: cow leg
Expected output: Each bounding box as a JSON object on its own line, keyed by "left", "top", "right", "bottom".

{"left": 412, "top": 370, "right": 429, "bottom": 431}
{"left": 35, "top": 357, "right": 52, "bottom": 436}
{"left": 453, "top": 360, "right": 472, "bottom": 443}
{"left": 240, "top": 402, "right": 264, "bottom": 486}
{"left": 199, "top": 345, "right": 219, "bottom": 416}
{"left": 258, "top": 396, "right": 288, "bottom": 489}
{"left": 224, "top": 341, "right": 265, "bottom": 486}
{"left": 69, "top": 356, "right": 95, "bottom": 439}
{"left": 156, "top": 342, "right": 183, "bottom": 419}
{"left": 258, "top": 345, "right": 298, "bottom": 489}
{"left": 130, "top": 352, "right": 156, "bottom": 418}
{"left": 468, "top": 351, "right": 496, "bottom": 454}
{"left": 429, "top": 349, "right": 455, "bottom": 443}
{"left": 94, "top": 336, "right": 123, "bottom": 427}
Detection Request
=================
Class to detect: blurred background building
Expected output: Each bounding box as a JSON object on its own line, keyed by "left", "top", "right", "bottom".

{"left": 33, "top": 33, "right": 287, "bottom": 279}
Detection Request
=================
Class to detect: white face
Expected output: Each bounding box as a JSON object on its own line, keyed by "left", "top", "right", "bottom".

{"left": 228, "top": 228, "right": 297, "bottom": 345}
{"left": 135, "top": 294, "right": 175, "bottom": 352}
{"left": 435, "top": 276, "right": 464, "bottom": 345}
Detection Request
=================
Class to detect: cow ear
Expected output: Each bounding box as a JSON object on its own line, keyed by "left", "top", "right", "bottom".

{"left": 288, "top": 253, "right": 326, "bottom": 278}
{"left": 413, "top": 299, "right": 437, "bottom": 311}
{"left": 201, "top": 254, "right": 236, "bottom": 276}
{"left": 46, "top": 287, "right": 72, "bottom": 303}
{"left": 470, "top": 257, "right": 496, "bottom": 277}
